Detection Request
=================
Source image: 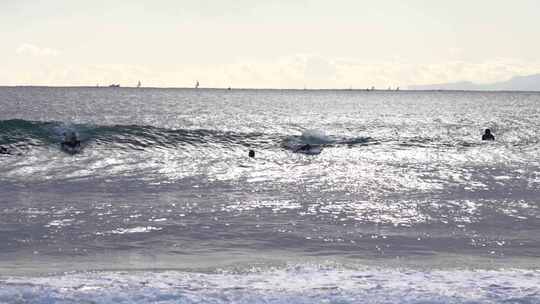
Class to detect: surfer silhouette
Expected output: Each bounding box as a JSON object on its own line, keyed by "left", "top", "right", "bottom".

{"left": 296, "top": 144, "right": 312, "bottom": 152}
{"left": 61, "top": 132, "right": 81, "bottom": 150}
{"left": 248, "top": 149, "right": 255, "bottom": 158}
{"left": 0, "top": 146, "right": 10, "bottom": 155}
{"left": 482, "top": 129, "right": 495, "bottom": 141}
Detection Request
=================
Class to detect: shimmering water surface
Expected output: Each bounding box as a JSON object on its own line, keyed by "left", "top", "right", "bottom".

{"left": 1, "top": 87, "right": 539, "bottom": 303}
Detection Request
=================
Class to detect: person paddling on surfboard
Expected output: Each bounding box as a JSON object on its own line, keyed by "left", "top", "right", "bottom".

{"left": 61, "top": 131, "right": 81, "bottom": 150}
{"left": 295, "top": 144, "right": 312, "bottom": 152}
{"left": 0, "top": 146, "right": 10, "bottom": 155}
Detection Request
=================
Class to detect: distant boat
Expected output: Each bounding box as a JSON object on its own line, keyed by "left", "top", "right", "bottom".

{"left": 136, "top": 81, "right": 141, "bottom": 88}
{"left": 109, "top": 84, "right": 120, "bottom": 88}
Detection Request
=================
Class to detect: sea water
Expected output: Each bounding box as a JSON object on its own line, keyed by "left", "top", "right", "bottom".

{"left": 0, "top": 87, "right": 539, "bottom": 303}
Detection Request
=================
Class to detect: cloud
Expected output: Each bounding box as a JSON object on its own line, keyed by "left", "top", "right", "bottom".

{"left": 16, "top": 43, "right": 59, "bottom": 57}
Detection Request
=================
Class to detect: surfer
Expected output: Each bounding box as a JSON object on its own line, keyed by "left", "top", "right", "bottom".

{"left": 292, "top": 143, "right": 322, "bottom": 155}
{"left": 482, "top": 129, "right": 495, "bottom": 141}
{"left": 248, "top": 149, "right": 255, "bottom": 158}
{"left": 61, "top": 131, "right": 81, "bottom": 150}
{"left": 295, "top": 144, "right": 312, "bottom": 152}
{"left": 0, "top": 146, "right": 10, "bottom": 155}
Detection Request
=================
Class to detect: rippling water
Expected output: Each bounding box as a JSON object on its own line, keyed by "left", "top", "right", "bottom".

{"left": 0, "top": 87, "right": 539, "bottom": 303}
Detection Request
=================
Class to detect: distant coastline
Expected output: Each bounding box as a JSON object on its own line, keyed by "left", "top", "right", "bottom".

{"left": 408, "top": 73, "right": 540, "bottom": 91}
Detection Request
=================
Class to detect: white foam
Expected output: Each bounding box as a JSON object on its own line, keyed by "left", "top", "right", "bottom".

{"left": 107, "top": 226, "right": 162, "bottom": 235}
{"left": 1, "top": 265, "right": 539, "bottom": 304}
{"left": 300, "top": 129, "right": 332, "bottom": 144}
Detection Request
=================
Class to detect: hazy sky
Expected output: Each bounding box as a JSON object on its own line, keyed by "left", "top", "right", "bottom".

{"left": 2, "top": 0, "right": 540, "bottom": 88}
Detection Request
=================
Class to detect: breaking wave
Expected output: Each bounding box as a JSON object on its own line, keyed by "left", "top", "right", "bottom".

{"left": 0, "top": 119, "right": 375, "bottom": 154}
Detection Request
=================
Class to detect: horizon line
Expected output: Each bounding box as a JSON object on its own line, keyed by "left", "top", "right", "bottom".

{"left": 1, "top": 85, "right": 540, "bottom": 93}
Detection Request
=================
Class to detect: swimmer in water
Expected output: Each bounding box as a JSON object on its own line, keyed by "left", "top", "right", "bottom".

{"left": 248, "top": 149, "right": 255, "bottom": 158}
{"left": 482, "top": 129, "right": 495, "bottom": 141}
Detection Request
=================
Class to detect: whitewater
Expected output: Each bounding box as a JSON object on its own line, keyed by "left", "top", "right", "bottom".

{"left": 1, "top": 87, "right": 539, "bottom": 303}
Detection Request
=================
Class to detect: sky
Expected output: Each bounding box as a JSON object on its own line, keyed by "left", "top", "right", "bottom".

{"left": 1, "top": 0, "right": 540, "bottom": 88}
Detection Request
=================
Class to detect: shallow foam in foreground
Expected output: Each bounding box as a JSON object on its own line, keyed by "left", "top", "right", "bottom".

{"left": 1, "top": 265, "right": 539, "bottom": 304}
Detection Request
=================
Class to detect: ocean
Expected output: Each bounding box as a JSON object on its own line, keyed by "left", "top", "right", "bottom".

{"left": 0, "top": 87, "right": 539, "bottom": 303}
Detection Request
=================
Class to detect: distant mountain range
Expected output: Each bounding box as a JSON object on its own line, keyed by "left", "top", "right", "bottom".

{"left": 408, "top": 74, "right": 540, "bottom": 91}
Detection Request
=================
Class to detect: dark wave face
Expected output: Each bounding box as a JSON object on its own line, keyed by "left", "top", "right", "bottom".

{"left": 0, "top": 88, "right": 539, "bottom": 287}
{"left": 0, "top": 118, "right": 282, "bottom": 151}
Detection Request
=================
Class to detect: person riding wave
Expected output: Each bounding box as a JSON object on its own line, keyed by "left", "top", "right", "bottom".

{"left": 61, "top": 131, "right": 81, "bottom": 149}
{"left": 295, "top": 144, "right": 312, "bottom": 152}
